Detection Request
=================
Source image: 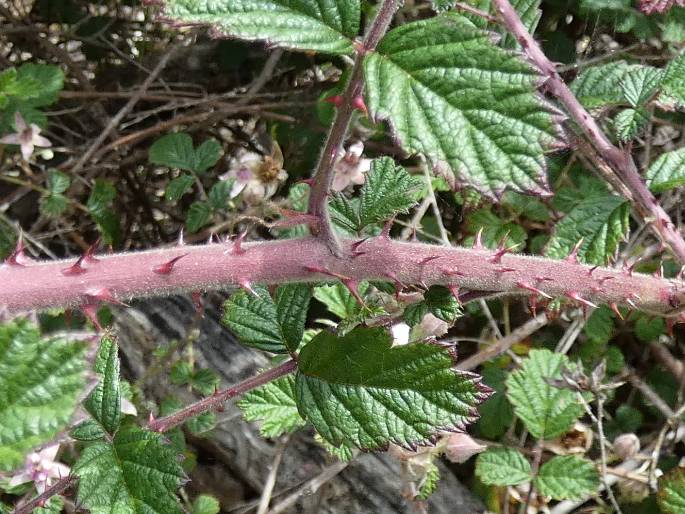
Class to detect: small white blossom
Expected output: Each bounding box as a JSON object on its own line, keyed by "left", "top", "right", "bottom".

{"left": 391, "top": 322, "right": 410, "bottom": 346}
{"left": 331, "top": 141, "right": 371, "bottom": 192}
{"left": 9, "top": 444, "right": 70, "bottom": 494}
{"left": 221, "top": 142, "right": 287, "bottom": 205}
{"left": 0, "top": 112, "right": 52, "bottom": 161}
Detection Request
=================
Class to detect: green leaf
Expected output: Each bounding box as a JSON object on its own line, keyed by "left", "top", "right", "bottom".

{"left": 660, "top": 51, "right": 685, "bottom": 109}
{"left": 46, "top": 170, "right": 70, "bottom": 194}
{"left": 329, "top": 194, "right": 361, "bottom": 233}
{"left": 149, "top": 133, "right": 196, "bottom": 171}
{"left": 475, "top": 447, "right": 532, "bottom": 486}
{"left": 84, "top": 336, "right": 122, "bottom": 435}
{"left": 466, "top": 207, "right": 528, "bottom": 249}
{"left": 186, "top": 201, "right": 212, "bottom": 233}
{"left": 71, "top": 420, "right": 107, "bottom": 442}
{"left": 545, "top": 194, "right": 629, "bottom": 265}
{"left": 40, "top": 194, "right": 68, "bottom": 217}
{"left": 314, "top": 282, "right": 368, "bottom": 319}
{"left": 170, "top": 361, "right": 193, "bottom": 386}
{"left": 535, "top": 455, "right": 600, "bottom": 500}
{"left": 222, "top": 286, "right": 286, "bottom": 353}
{"left": 620, "top": 66, "right": 663, "bottom": 107}
{"left": 358, "top": 157, "right": 422, "bottom": 228}
{"left": 404, "top": 285, "right": 462, "bottom": 327}
{"left": 165, "top": 174, "right": 195, "bottom": 201}
{"left": 659, "top": 467, "right": 685, "bottom": 514}
{"left": 15, "top": 64, "right": 64, "bottom": 106}
{"left": 192, "top": 495, "right": 220, "bottom": 514}
{"left": 186, "top": 412, "right": 216, "bottom": 434}
{"left": 295, "top": 326, "right": 488, "bottom": 450}
{"left": 635, "top": 315, "right": 665, "bottom": 342}
{"left": 416, "top": 461, "right": 441, "bottom": 500}
{"left": 87, "top": 180, "right": 120, "bottom": 246}
{"left": 238, "top": 375, "right": 306, "bottom": 438}
{"left": 208, "top": 180, "right": 232, "bottom": 210}
{"left": 193, "top": 139, "right": 222, "bottom": 173}
{"left": 0, "top": 320, "right": 86, "bottom": 471}
{"left": 646, "top": 148, "right": 685, "bottom": 193}
{"left": 584, "top": 305, "right": 614, "bottom": 345}
{"left": 364, "top": 13, "right": 558, "bottom": 199}
{"left": 158, "top": 0, "right": 360, "bottom": 54}
{"left": 476, "top": 366, "right": 514, "bottom": 439}
{"left": 571, "top": 61, "right": 651, "bottom": 108}
{"left": 506, "top": 349, "right": 584, "bottom": 439}
{"left": 614, "top": 107, "right": 649, "bottom": 142}
{"left": 191, "top": 368, "right": 220, "bottom": 396}
{"left": 275, "top": 284, "right": 312, "bottom": 352}
{"left": 73, "top": 425, "right": 185, "bottom": 514}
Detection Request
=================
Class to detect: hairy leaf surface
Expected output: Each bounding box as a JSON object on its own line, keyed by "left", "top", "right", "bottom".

{"left": 74, "top": 425, "right": 185, "bottom": 514}
{"left": 534, "top": 455, "right": 600, "bottom": 500}
{"left": 158, "top": 0, "right": 360, "bottom": 54}
{"left": 475, "top": 447, "right": 532, "bottom": 486}
{"left": 659, "top": 468, "right": 685, "bottom": 514}
{"left": 84, "top": 336, "right": 122, "bottom": 435}
{"left": 295, "top": 327, "right": 489, "bottom": 450}
{"left": 646, "top": 147, "right": 685, "bottom": 192}
{"left": 364, "top": 13, "right": 558, "bottom": 199}
{"left": 238, "top": 376, "right": 306, "bottom": 437}
{"left": 506, "top": 349, "right": 584, "bottom": 439}
{"left": 0, "top": 320, "right": 86, "bottom": 471}
{"left": 546, "top": 194, "right": 629, "bottom": 264}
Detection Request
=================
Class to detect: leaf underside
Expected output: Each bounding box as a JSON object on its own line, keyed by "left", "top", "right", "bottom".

{"left": 364, "top": 13, "right": 559, "bottom": 199}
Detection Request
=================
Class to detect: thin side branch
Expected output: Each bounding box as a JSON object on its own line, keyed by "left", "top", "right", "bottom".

{"left": 2, "top": 237, "right": 684, "bottom": 316}
{"left": 491, "top": 0, "right": 685, "bottom": 265}
{"left": 307, "top": 0, "right": 403, "bottom": 256}
{"left": 147, "top": 359, "right": 298, "bottom": 432}
{"left": 11, "top": 475, "right": 76, "bottom": 514}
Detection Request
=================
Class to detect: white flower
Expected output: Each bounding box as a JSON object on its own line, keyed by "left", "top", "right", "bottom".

{"left": 391, "top": 322, "right": 410, "bottom": 346}
{"left": 331, "top": 141, "right": 371, "bottom": 192}
{"left": 9, "top": 444, "right": 70, "bottom": 494}
{"left": 221, "top": 142, "right": 287, "bottom": 205}
{"left": 121, "top": 397, "right": 138, "bottom": 416}
{"left": 0, "top": 112, "right": 52, "bottom": 161}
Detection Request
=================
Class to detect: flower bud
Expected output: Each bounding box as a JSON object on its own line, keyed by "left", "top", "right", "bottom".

{"left": 444, "top": 433, "right": 486, "bottom": 463}
{"left": 613, "top": 433, "right": 640, "bottom": 460}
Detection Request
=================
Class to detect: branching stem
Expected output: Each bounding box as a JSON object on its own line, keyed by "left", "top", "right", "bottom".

{"left": 147, "top": 359, "right": 298, "bottom": 433}
{"left": 491, "top": 0, "right": 685, "bottom": 265}
{"left": 2, "top": 237, "right": 684, "bottom": 315}
{"left": 307, "top": 0, "right": 403, "bottom": 256}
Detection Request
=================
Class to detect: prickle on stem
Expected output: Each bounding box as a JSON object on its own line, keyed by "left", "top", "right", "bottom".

{"left": 153, "top": 253, "right": 188, "bottom": 275}
{"left": 516, "top": 281, "right": 552, "bottom": 299}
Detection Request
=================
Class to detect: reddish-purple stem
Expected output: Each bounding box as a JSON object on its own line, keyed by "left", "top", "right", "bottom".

{"left": 307, "top": 0, "right": 403, "bottom": 257}
{"left": 491, "top": 0, "right": 685, "bottom": 265}
{"left": 11, "top": 475, "right": 76, "bottom": 514}
{"left": 147, "top": 359, "right": 298, "bottom": 433}
{"left": 2, "top": 237, "right": 684, "bottom": 315}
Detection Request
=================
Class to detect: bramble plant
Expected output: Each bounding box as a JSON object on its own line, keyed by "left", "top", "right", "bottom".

{"left": 2, "top": 0, "right": 685, "bottom": 512}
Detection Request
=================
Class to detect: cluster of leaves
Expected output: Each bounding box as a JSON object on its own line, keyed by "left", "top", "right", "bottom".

{"left": 148, "top": 133, "right": 227, "bottom": 232}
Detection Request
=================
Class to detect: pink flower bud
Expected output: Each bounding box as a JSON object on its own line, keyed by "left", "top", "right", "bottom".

{"left": 444, "top": 433, "right": 486, "bottom": 463}
{"left": 613, "top": 433, "right": 640, "bottom": 460}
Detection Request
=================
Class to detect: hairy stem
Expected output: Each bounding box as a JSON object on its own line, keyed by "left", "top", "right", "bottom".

{"left": 491, "top": 0, "right": 685, "bottom": 265}
{"left": 307, "top": 0, "right": 403, "bottom": 256}
{"left": 11, "top": 475, "right": 76, "bottom": 514}
{"left": 147, "top": 359, "right": 298, "bottom": 433}
{"left": 2, "top": 237, "right": 684, "bottom": 316}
